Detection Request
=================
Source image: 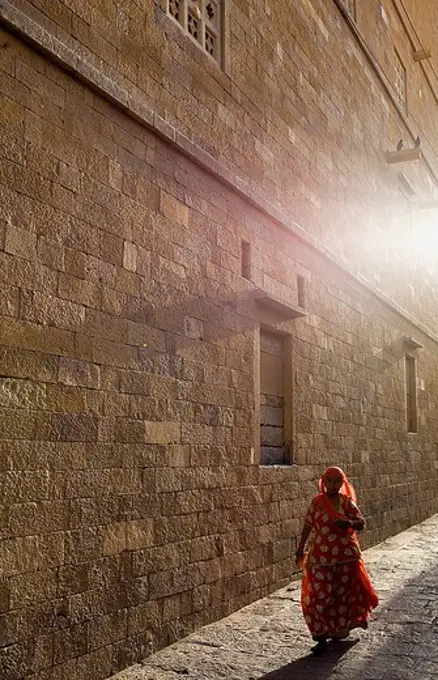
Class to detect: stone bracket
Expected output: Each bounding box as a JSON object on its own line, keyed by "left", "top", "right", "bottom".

{"left": 403, "top": 336, "right": 424, "bottom": 351}
{"left": 385, "top": 148, "right": 422, "bottom": 164}
{"left": 254, "top": 290, "right": 307, "bottom": 320}
{"left": 413, "top": 49, "right": 431, "bottom": 62}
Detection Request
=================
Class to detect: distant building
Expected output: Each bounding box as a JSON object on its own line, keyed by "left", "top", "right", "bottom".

{"left": 1, "top": 0, "right": 438, "bottom": 677}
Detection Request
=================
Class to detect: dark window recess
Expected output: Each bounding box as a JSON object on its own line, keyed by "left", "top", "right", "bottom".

{"left": 297, "top": 275, "right": 306, "bottom": 309}
{"left": 260, "top": 329, "right": 287, "bottom": 464}
{"left": 242, "top": 241, "right": 251, "bottom": 280}
{"left": 405, "top": 355, "right": 418, "bottom": 433}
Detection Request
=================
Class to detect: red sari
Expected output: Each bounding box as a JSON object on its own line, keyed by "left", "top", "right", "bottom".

{"left": 301, "top": 492, "right": 378, "bottom": 639}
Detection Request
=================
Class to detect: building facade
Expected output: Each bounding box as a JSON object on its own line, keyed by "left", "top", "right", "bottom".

{"left": 1, "top": 0, "right": 438, "bottom": 677}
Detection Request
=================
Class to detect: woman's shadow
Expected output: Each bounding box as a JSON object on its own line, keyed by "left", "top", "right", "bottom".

{"left": 257, "top": 639, "right": 358, "bottom": 679}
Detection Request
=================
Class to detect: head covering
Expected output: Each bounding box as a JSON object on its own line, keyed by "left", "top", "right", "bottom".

{"left": 318, "top": 466, "right": 357, "bottom": 503}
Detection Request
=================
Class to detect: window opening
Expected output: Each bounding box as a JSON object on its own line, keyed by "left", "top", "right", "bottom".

{"left": 260, "top": 329, "right": 289, "bottom": 465}
{"left": 297, "top": 275, "right": 306, "bottom": 309}
{"left": 405, "top": 355, "right": 417, "bottom": 433}
{"left": 394, "top": 49, "right": 407, "bottom": 110}
{"left": 241, "top": 241, "right": 252, "bottom": 280}
{"left": 167, "top": 0, "right": 222, "bottom": 63}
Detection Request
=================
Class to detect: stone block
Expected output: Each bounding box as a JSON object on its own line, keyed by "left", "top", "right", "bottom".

{"left": 58, "top": 273, "right": 101, "bottom": 308}
{"left": 0, "top": 284, "right": 19, "bottom": 317}
{"left": 58, "top": 564, "right": 89, "bottom": 597}
{"left": 136, "top": 246, "right": 151, "bottom": 277}
{"left": 127, "top": 601, "right": 162, "bottom": 636}
{"left": 159, "top": 191, "right": 189, "bottom": 226}
{"left": 37, "top": 236, "right": 65, "bottom": 271}
{"left": 260, "top": 446, "right": 286, "bottom": 465}
{"left": 111, "top": 631, "right": 154, "bottom": 675}
{"left": 4, "top": 224, "right": 37, "bottom": 261}
{"left": 123, "top": 241, "right": 138, "bottom": 272}
{"left": 58, "top": 357, "right": 101, "bottom": 389}
{"left": 0, "top": 378, "right": 47, "bottom": 409}
{"left": 0, "top": 610, "right": 21, "bottom": 648}
{"left": 9, "top": 500, "right": 69, "bottom": 536}
{"left": 0, "top": 126, "right": 25, "bottom": 164}
{"left": 0, "top": 409, "right": 38, "bottom": 440}
{"left": 0, "top": 642, "right": 32, "bottom": 680}
{"left": 119, "top": 372, "right": 151, "bottom": 395}
{"left": 64, "top": 248, "right": 87, "bottom": 278}
{"left": 3, "top": 472, "right": 50, "bottom": 504}
{"left": 126, "top": 519, "right": 154, "bottom": 551}
{"left": 65, "top": 528, "right": 102, "bottom": 564}
{"left": 168, "top": 445, "right": 190, "bottom": 468}
{"left": 20, "top": 291, "right": 86, "bottom": 332}
{"left": 88, "top": 610, "right": 128, "bottom": 651}
{"left": 58, "top": 161, "right": 80, "bottom": 193}
{"left": 0, "top": 535, "right": 39, "bottom": 577}
{"left": 36, "top": 533, "right": 65, "bottom": 570}
{"left": 103, "top": 522, "right": 127, "bottom": 556}
{"left": 8, "top": 258, "right": 58, "bottom": 295}
{"left": 312, "top": 404, "right": 328, "bottom": 420}
{"left": 0, "top": 318, "right": 74, "bottom": 356}
{"left": 260, "top": 425, "right": 283, "bottom": 447}
{"left": 76, "top": 647, "right": 112, "bottom": 680}
{"left": 184, "top": 316, "right": 204, "bottom": 340}
{"left": 53, "top": 624, "right": 87, "bottom": 664}
{"left": 51, "top": 413, "right": 98, "bottom": 442}
{"left": 51, "top": 658, "right": 78, "bottom": 680}
{"left": 101, "top": 233, "right": 124, "bottom": 267}
{"left": 114, "top": 419, "right": 145, "bottom": 443}
{"left": 9, "top": 569, "right": 58, "bottom": 609}
{"left": 260, "top": 405, "right": 283, "bottom": 426}
{"left": 0, "top": 583, "right": 9, "bottom": 614}
{"left": 144, "top": 421, "right": 181, "bottom": 445}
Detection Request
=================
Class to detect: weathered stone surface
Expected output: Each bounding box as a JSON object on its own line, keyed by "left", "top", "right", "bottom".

{"left": 4, "top": 224, "right": 37, "bottom": 261}
{"left": 58, "top": 357, "right": 101, "bottom": 389}
{"left": 0, "top": 377, "right": 46, "bottom": 409}
{"left": 51, "top": 413, "right": 98, "bottom": 442}
{"left": 123, "top": 242, "right": 137, "bottom": 273}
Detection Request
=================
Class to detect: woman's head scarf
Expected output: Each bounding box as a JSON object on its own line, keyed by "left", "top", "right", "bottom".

{"left": 318, "top": 466, "right": 357, "bottom": 503}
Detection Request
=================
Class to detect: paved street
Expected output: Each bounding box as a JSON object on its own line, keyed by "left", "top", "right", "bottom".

{"left": 112, "top": 516, "right": 438, "bottom": 680}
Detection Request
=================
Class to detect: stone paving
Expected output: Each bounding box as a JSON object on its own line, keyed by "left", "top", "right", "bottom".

{"left": 112, "top": 516, "right": 438, "bottom": 680}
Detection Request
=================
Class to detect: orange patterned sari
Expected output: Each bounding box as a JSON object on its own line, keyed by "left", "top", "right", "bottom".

{"left": 301, "top": 492, "right": 378, "bottom": 639}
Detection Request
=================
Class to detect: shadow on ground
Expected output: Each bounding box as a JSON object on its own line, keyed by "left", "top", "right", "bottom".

{"left": 258, "top": 640, "right": 358, "bottom": 679}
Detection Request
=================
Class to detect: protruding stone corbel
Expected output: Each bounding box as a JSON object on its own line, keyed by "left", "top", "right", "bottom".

{"left": 254, "top": 290, "right": 307, "bottom": 319}
{"left": 385, "top": 147, "right": 421, "bottom": 164}
{"left": 403, "top": 336, "right": 423, "bottom": 351}
{"left": 413, "top": 49, "right": 431, "bottom": 62}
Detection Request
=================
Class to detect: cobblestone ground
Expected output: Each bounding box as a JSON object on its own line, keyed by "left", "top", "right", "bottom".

{"left": 112, "top": 516, "right": 438, "bottom": 680}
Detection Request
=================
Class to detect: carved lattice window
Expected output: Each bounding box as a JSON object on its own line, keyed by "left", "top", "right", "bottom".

{"left": 167, "top": 0, "right": 222, "bottom": 63}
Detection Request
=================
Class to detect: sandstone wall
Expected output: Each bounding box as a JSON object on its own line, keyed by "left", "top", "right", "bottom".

{"left": 1, "top": 1, "right": 438, "bottom": 678}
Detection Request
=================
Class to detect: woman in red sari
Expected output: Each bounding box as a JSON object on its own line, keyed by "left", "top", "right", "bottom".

{"left": 296, "top": 467, "right": 378, "bottom": 655}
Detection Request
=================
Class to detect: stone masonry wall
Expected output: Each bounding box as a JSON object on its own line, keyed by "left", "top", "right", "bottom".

{"left": 2, "top": 0, "right": 438, "bottom": 330}
{"left": 1, "top": 1, "right": 438, "bottom": 679}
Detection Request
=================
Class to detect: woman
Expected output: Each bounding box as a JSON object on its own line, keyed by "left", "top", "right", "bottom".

{"left": 296, "top": 467, "right": 378, "bottom": 655}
